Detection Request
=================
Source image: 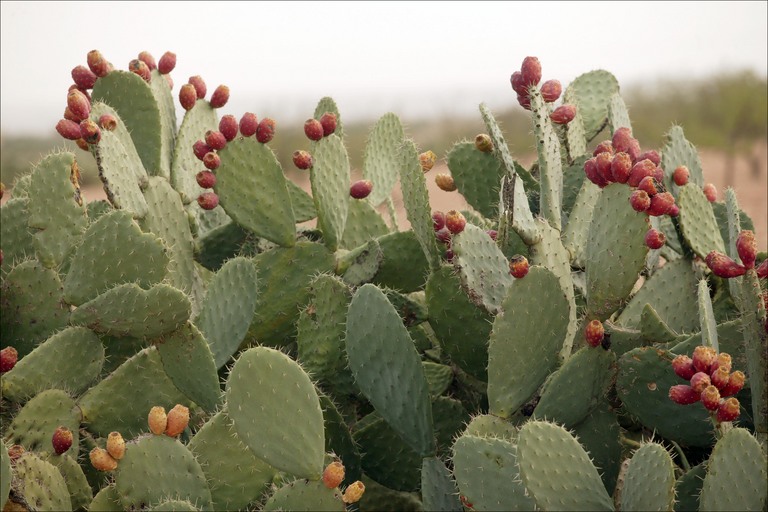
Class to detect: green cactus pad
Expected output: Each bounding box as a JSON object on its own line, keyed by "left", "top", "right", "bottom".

{"left": 346, "top": 284, "right": 435, "bottom": 456}
{"left": 617, "top": 346, "right": 715, "bottom": 446}
{"left": 5, "top": 389, "right": 80, "bottom": 454}
{"left": 740, "top": 269, "right": 768, "bottom": 443}
{"left": 247, "top": 242, "right": 335, "bottom": 347}
{"left": 41, "top": 452, "right": 93, "bottom": 512}
{"left": 661, "top": 125, "right": 704, "bottom": 190}
{"left": 530, "top": 88, "right": 564, "bottom": 231}
{"left": 226, "top": 347, "right": 325, "bottom": 479}
{"left": 63, "top": 209, "right": 169, "bottom": 306}
{"left": 115, "top": 434, "right": 212, "bottom": 511}
{"left": 462, "top": 414, "right": 518, "bottom": 440}
{"left": 314, "top": 96, "right": 345, "bottom": 140}
{"left": 425, "top": 266, "right": 492, "bottom": 381}
{"left": 423, "top": 362, "right": 454, "bottom": 397}
{"left": 188, "top": 410, "right": 277, "bottom": 511}
{"left": 338, "top": 238, "right": 383, "bottom": 286}
{"left": 12, "top": 452, "right": 72, "bottom": 512}
{"left": 362, "top": 112, "right": 405, "bottom": 206}
{"left": 452, "top": 434, "right": 536, "bottom": 511}
{"left": 479, "top": 103, "right": 536, "bottom": 192}
{"left": 0, "top": 259, "right": 69, "bottom": 357}
{"left": 372, "top": 230, "right": 430, "bottom": 292}
{"left": 699, "top": 428, "right": 767, "bottom": 511}
{"left": 570, "top": 401, "right": 622, "bottom": 494}
{"left": 1, "top": 326, "right": 103, "bottom": 402}
{"left": 446, "top": 140, "right": 504, "bottom": 219}
{"left": 26, "top": 152, "right": 88, "bottom": 268}
{"left": 677, "top": 183, "right": 726, "bottom": 259}
{"left": 263, "top": 479, "right": 344, "bottom": 511}
{"left": 562, "top": 170, "right": 601, "bottom": 268}
{"left": 420, "top": 456, "right": 462, "bottom": 512}
{"left": 0, "top": 198, "right": 35, "bottom": 273}
{"left": 214, "top": 136, "right": 296, "bottom": 247}
{"left": 674, "top": 463, "right": 706, "bottom": 512}
{"left": 296, "top": 274, "right": 356, "bottom": 397}
{"left": 563, "top": 109, "right": 588, "bottom": 159}
{"left": 286, "top": 179, "right": 317, "bottom": 223}
{"left": 586, "top": 183, "right": 649, "bottom": 320}
{"left": 452, "top": 224, "right": 514, "bottom": 315}
{"left": 533, "top": 346, "right": 616, "bottom": 427}
{"left": 358, "top": 475, "right": 424, "bottom": 512}
{"left": 319, "top": 393, "right": 362, "bottom": 486}
{"left": 497, "top": 170, "right": 541, "bottom": 248}
{"left": 0, "top": 443, "right": 10, "bottom": 510}
{"left": 563, "top": 70, "right": 619, "bottom": 142}
{"left": 340, "top": 197, "right": 389, "bottom": 249}
{"left": 722, "top": 189, "right": 747, "bottom": 303}
{"left": 86, "top": 199, "right": 114, "bottom": 221}
{"left": 151, "top": 500, "right": 199, "bottom": 511}
{"left": 488, "top": 266, "right": 570, "bottom": 418}
{"left": 562, "top": 156, "right": 589, "bottom": 217}
{"left": 608, "top": 92, "right": 632, "bottom": 134}
{"left": 310, "top": 134, "right": 350, "bottom": 252}
{"left": 140, "top": 176, "right": 205, "bottom": 315}
{"left": 172, "top": 100, "right": 218, "bottom": 203}
{"left": 70, "top": 283, "right": 190, "bottom": 339}
{"left": 638, "top": 304, "right": 678, "bottom": 342}
{"left": 149, "top": 70, "right": 176, "bottom": 172}
{"left": 616, "top": 257, "right": 700, "bottom": 334}
{"left": 619, "top": 443, "right": 676, "bottom": 512}
{"left": 88, "top": 484, "right": 123, "bottom": 512}
{"left": 194, "top": 256, "right": 258, "bottom": 368}
{"left": 697, "top": 279, "right": 719, "bottom": 351}
{"left": 194, "top": 217, "right": 247, "bottom": 271}
{"left": 517, "top": 420, "right": 613, "bottom": 511}
{"left": 92, "top": 70, "right": 167, "bottom": 177}
{"left": 78, "top": 347, "right": 189, "bottom": 437}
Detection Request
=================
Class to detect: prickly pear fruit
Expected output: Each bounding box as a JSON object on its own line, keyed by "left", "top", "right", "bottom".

{"left": 75, "top": 138, "right": 89, "bottom": 151}
{"left": 193, "top": 140, "right": 212, "bottom": 161}
{"left": 8, "top": 445, "right": 25, "bottom": 462}
{"left": 90, "top": 448, "right": 118, "bottom": 471}
{"left": 350, "top": 180, "right": 373, "bottom": 200}
{"left": 189, "top": 75, "right": 207, "bottom": 99}
{"left": 692, "top": 346, "right": 717, "bottom": 373}
{"left": 736, "top": 230, "right": 756, "bottom": 269}
{"left": 584, "top": 157, "right": 608, "bottom": 188}
{"left": 705, "top": 251, "right": 747, "bottom": 278}
{"left": 432, "top": 211, "right": 446, "bottom": 231}
{"left": 435, "top": 227, "right": 452, "bottom": 245}
{"left": 158, "top": 51, "right": 176, "bottom": 74}
{"left": 198, "top": 192, "right": 219, "bottom": 210}
{"left": 419, "top": 150, "right": 437, "bottom": 172}
{"left": 106, "top": 432, "right": 126, "bottom": 460}
{"left": 292, "top": 150, "right": 313, "bottom": 170}
{"left": 486, "top": 229, "right": 498, "bottom": 241}
{"left": 203, "top": 152, "right": 221, "bottom": 170}
{"left": 669, "top": 385, "right": 700, "bottom": 405}
{"left": 700, "top": 385, "right": 721, "bottom": 411}
{"left": 137, "top": 51, "right": 157, "bottom": 71}
{"left": 98, "top": 114, "right": 117, "bottom": 131}
{"left": 179, "top": 84, "right": 197, "bottom": 111}
{"left": 595, "top": 152, "right": 614, "bottom": 183}
{"left": 673, "top": 165, "right": 690, "bottom": 186}
{"left": 475, "top": 133, "right": 493, "bottom": 152}
{"left": 703, "top": 183, "right": 717, "bottom": 202}
{"left": 205, "top": 130, "right": 227, "bottom": 151}
{"left": 584, "top": 319, "right": 605, "bottom": 347}
{"left": 711, "top": 367, "right": 730, "bottom": 390}
{"left": 716, "top": 397, "right": 740, "bottom": 422}
{"left": 711, "top": 352, "right": 732, "bottom": 374}
{"left": 612, "top": 127, "right": 633, "bottom": 154}
{"left": 593, "top": 141, "right": 614, "bottom": 156}
{"left": 757, "top": 259, "right": 768, "bottom": 279}
{"left": 690, "top": 372, "right": 711, "bottom": 393}
{"left": 219, "top": 115, "right": 238, "bottom": 141}
{"left": 550, "top": 104, "right": 577, "bottom": 124}
{"left": 322, "top": 461, "right": 345, "bottom": 489}
{"left": 540, "top": 79, "right": 562, "bottom": 102}
{"left": 509, "top": 254, "right": 530, "bottom": 279}
{"left": 611, "top": 152, "right": 632, "bottom": 183}
{"left": 342, "top": 481, "right": 365, "bottom": 504}
{"left": 148, "top": 406, "right": 167, "bottom": 435}
{"left": 638, "top": 176, "right": 661, "bottom": 197}
{"left": 672, "top": 355, "right": 696, "bottom": 381}
{"left": 319, "top": 112, "right": 337, "bottom": 136}
{"left": 256, "top": 118, "right": 276, "bottom": 143}
{"left": 435, "top": 173, "right": 457, "bottom": 192}
{"left": 645, "top": 228, "right": 666, "bottom": 249}
{"left": 79, "top": 119, "right": 101, "bottom": 145}
{"left": 647, "top": 192, "right": 675, "bottom": 217}
{"left": 209, "top": 85, "right": 230, "bottom": 108}
{"left": 196, "top": 170, "right": 217, "bottom": 189}
{"left": 87, "top": 49, "right": 110, "bottom": 77}
{"left": 445, "top": 210, "right": 466, "bottom": 235}
{"left": 239, "top": 112, "right": 258, "bottom": 137}
{"left": 628, "top": 159, "right": 656, "bottom": 188}
{"left": 304, "top": 118, "right": 324, "bottom": 141}
{"left": 165, "top": 404, "right": 190, "bottom": 437}
{"left": 1, "top": 347, "right": 18, "bottom": 373}
{"left": 72, "top": 65, "right": 97, "bottom": 90}
{"left": 721, "top": 371, "right": 745, "bottom": 397}
{"left": 67, "top": 89, "right": 91, "bottom": 120}
{"left": 510, "top": 71, "right": 527, "bottom": 96}
{"left": 128, "top": 59, "right": 151, "bottom": 82}
{"left": 520, "top": 56, "right": 542, "bottom": 86}
{"left": 52, "top": 427, "right": 73, "bottom": 455}
{"left": 517, "top": 93, "right": 531, "bottom": 111}
{"left": 56, "top": 119, "right": 82, "bottom": 140}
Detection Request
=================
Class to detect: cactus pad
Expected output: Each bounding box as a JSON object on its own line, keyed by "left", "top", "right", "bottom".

{"left": 262, "top": 480, "right": 344, "bottom": 511}
{"left": 421, "top": 456, "right": 462, "bottom": 512}
{"left": 362, "top": 112, "right": 405, "bottom": 206}
{"left": 5, "top": 389, "right": 81, "bottom": 454}
{"left": 661, "top": 125, "right": 704, "bottom": 189}
{"left": 677, "top": 183, "right": 726, "bottom": 258}
{"left": 0, "top": 198, "right": 35, "bottom": 272}
{"left": 12, "top": 452, "right": 72, "bottom": 512}
{"left": 563, "top": 70, "right": 619, "bottom": 142}
{"left": 620, "top": 443, "right": 676, "bottom": 512}
{"left": 446, "top": 140, "right": 504, "bottom": 219}
{"left": 310, "top": 134, "right": 350, "bottom": 251}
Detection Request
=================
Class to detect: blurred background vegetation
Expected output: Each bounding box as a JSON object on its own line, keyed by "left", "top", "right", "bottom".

{"left": 2, "top": 70, "right": 766, "bottom": 188}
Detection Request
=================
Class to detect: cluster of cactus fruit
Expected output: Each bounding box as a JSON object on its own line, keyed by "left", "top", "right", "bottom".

{"left": 1, "top": 47, "right": 766, "bottom": 512}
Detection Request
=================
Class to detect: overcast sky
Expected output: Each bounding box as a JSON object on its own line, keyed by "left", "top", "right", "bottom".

{"left": 2, "top": 1, "right": 766, "bottom": 135}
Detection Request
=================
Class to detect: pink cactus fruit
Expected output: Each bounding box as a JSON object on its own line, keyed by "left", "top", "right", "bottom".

{"left": 638, "top": 176, "right": 661, "bottom": 197}
{"left": 611, "top": 127, "right": 633, "bottom": 154}
{"left": 611, "top": 152, "right": 632, "bottom": 184}
{"left": 203, "top": 152, "right": 221, "bottom": 170}
{"left": 445, "top": 210, "right": 466, "bottom": 235}
{"left": 128, "top": 59, "right": 151, "bottom": 82}
{"left": 179, "top": 84, "right": 197, "bottom": 111}
{"left": 432, "top": 211, "right": 446, "bottom": 231}
{"left": 509, "top": 255, "right": 530, "bottom": 279}
{"left": 540, "top": 79, "right": 562, "bottom": 102}
{"left": 584, "top": 319, "right": 605, "bottom": 347}
{"left": 689, "top": 372, "right": 711, "bottom": 394}
{"left": 56, "top": 119, "right": 82, "bottom": 140}
{"left": 716, "top": 397, "right": 740, "bottom": 422}
{"left": 720, "top": 370, "right": 745, "bottom": 397}
{"left": 669, "top": 385, "right": 700, "bottom": 405}
{"left": 349, "top": 180, "right": 373, "bottom": 199}
{"left": 292, "top": 150, "right": 313, "bottom": 170}
{"left": 672, "top": 354, "right": 697, "bottom": 381}
{"left": 256, "top": 118, "right": 276, "bottom": 143}
{"left": 98, "top": 114, "right": 117, "bottom": 131}
{"left": 700, "top": 385, "right": 721, "bottom": 411}
{"left": 52, "top": 427, "right": 73, "bottom": 455}
{"left": 673, "top": 165, "right": 690, "bottom": 186}
{"left": 87, "top": 49, "right": 110, "bottom": 78}
{"left": 638, "top": 150, "right": 661, "bottom": 167}
{"left": 627, "top": 159, "right": 656, "bottom": 188}
{"left": 517, "top": 94, "right": 532, "bottom": 111}
{"left": 205, "top": 130, "right": 227, "bottom": 151}
{"left": 193, "top": 140, "right": 212, "bottom": 161}
{"left": 304, "top": 118, "right": 324, "bottom": 141}
{"left": 705, "top": 251, "right": 747, "bottom": 278}
{"left": 67, "top": 89, "right": 91, "bottom": 120}
{"left": 72, "top": 65, "right": 98, "bottom": 90}
{"left": 137, "top": 51, "right": 157, "bottom": 71}
{"left": 550, "top": 105, "right": 577, "bottom": 125}
{"left": 584, "top": 157, "right": 608, "bottom": 188}
{"left": 647, "top": 192, "right": 676, "bottom": 217}
{"left": 593, "top": 141, "right": 614, "bottom": 156}
{"left": 189, "top": 75, "right": 207, "bottom": 99}
{"left": 210, "top": 85, "right": 230, "bottom": 109}
{"left": 510, "top": 71, "right": 527, "bottom": 96}
{"left": 520, "top": 56, "right": 542, "bottom": 87}
{"left": 0, "top": 346, "right": 18, "bottom": 373}
{"left": 692, "top": 346, "right": 717, "bottom": 373}
{"left": 158, "top": 51, "right": 177, "bottom": 74}
{"left": 319, "top": 112, "right": 337, "bottom": 136}
{"left": 196, "top": 170, "right": 217, "bottom": 189}
{"left": 198, "top": 192, "right": 219, "bottom": 210}
{"left": 644, "top": 228, "right": 666, "bottom": 249}
{"left": 594, "top": 152, "right": 614, "bottom": 183}
{"left": 219, "top": 115, "right": 239, "bottom": 141}
{"left": 435, "top": 227, "right": 452, "bottom": 245}
{"left": 239, "top": 113, "right": 258, "bottom": 137}
{"left": 703, "top": 183, "right": 718, "bottom": 202}
{"left": 736, "top": 230, "right": 756, "bottom": 269}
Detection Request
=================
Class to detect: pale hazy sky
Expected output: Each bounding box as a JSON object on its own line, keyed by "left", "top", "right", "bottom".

{"left": 2, "top": 1, "right": 766, "bottom": 135}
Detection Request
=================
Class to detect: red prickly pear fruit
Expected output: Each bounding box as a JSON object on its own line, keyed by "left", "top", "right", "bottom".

{"left": 193, "top": 140, "right": 212, "bottom": 161}
{"left": 550, "top": 104, "right": 577, "bottom": 125}
{"left": 673, "top": 165, "right": 690, "bottom": 186}
{"left": 342, "top": 481, "right": 365, "bottom": 505}
{"left": 711, "top": 366, "right": 730, "bottom": 390}
{"left": 189, "top": 75, "right": 207, "bottom": 99}
{"left": 638, "top": 150, "right": 661, "bottom": 167}
{"left": 7, "top": 445, "right": 25, "bottom": 462}
{"left": 710, "top": 352, "right": 732, "bottom": 374}
{"left": 98, "top": 114, "right": 117, "bottom": 131}
{"left": 292, "top": 150, "right": 313, "bottom": 170}
{"left": 435, "top": 173, "right": 457, "bottom": 192}
{"left": 0, "top": 346, "right": 18, "bottom": 373}
{"left": 322, "top": 461, "right": 345, "bottom": 489}
{"left": 138, "top": 50, "right": 157, "bottom": 71}
{"left": 593, "top": 141, "right": 614, "bottom": 156}
{"left": 79, "top": 119, "right": 101, "bottom": 145}
{"left": 56, "top": 119, "right": 82, "bottom": 140}
{"left": 432, "top": 211, "right": 446, "bottom": 231}
{"left": 509, "top": 255, "right": 530, "bottom": 279}
{"left": 705, "top": 251, "right": 747, "bottom": 278}
{"left": 106, "top": 432, "right": 126, "bottom": 460}
{"left": 668, "top": 204, "right": 680, "bottom": 217}
{"left": 210, "top": 85, "right": 230, "bottom": 108}
{"left": 256, "top": 118, "right": 276, "bottom": 143}
{"left": 721, "top": 370, "right": 745, "bottom": 397}
{"left": 198, "top": 192, "right": 219, "bottom": 210}
{"left": 669, "top": 384, "right": 700, "bottom": 405}
{"left": 148, "top": 406, "right": 167, "bottom": 435}
{"left": 304, "top": 118, "right": 324, "bottom": 141}
{"left": 203, "top": 152, "right": 221, "bottom": 170}
{"left": 72, "top": 65, "right": 97, "bottom": 90}
{"left": 445, "top": 210, "right": 466, "bottom": 235}
{"left": 736, "top": 230, "right": 756, "bottom": 269}
{"left": 757, "top": 259, "right": 768, "bottom": 279}
{"left": 419, "top": 150, "right": 437, "bottom": 173}
{"left": 52, "top": 426, "right": 73, "bottom": 455}
{"left": 628, "top": 159, "right": 656, "bottom": 187}
{"left": 627, "top": 138, "right": 642, "bottom": 163}
{"left": 520, "top": 56, "right": 542, "bottom": 87}
{"left": 350, "top": 180, "right": 373, "bottom": 199}
{"left": 87, "top": 49, "right": 110, "bottom": 77}
{"left": 196, "top": 170, "right": 217, "bottom": 189}
{"left": 652, "top": 166, "right": 665, "bottom": 184}
{"left": 647, "top": 192, "right": 675, "bottom": 217}
{"left": 517, "top": 93, "right": 532, "bottom": 111}
{"left": 165, "top": 404, "right": 190, "bottom": 437}
{"left": 64, "top": 106, "right": 80, "bottom": 122}
{"left": 239, "top": 112, "right": 258, "bottom": 137}
{"left": 595, "top": 152, "right": 614, "bottom": 183}
{"left": 716, "top": 397, "right": 740, "bottom": 422}
{"left": 584, "top": 319, "right": 605, "bottom": 347}
{"left": 179, "top": 84, "right": 197, "bottom": 111}
{"left": 703, "top": 183, "right": 717, "bottom": 202}
{"left": 444, "top": 248, "right": 455, "bottom": 262}
{"left": 68, "top": 84, "right": 91, "bottom": 102}
{"left": 319, "top": 112, "right": 337, "bottom": 136}
{"left": 219, "top": 115, "right": 238, "bottom": 141}
{"left": 690, "top": 371, "right": 711, "bottom": 393}
{"left": 692, "top": 346, "right": 717, "bottom": 373}
{"left": 584, "top": 157, "right": 608, "bottom": 188}
{"left": 611, "top": 152, "right": 632, "bottom": 183}
{"left": 67, "top": 89, "right": 91, "bottom": 120}
{"left": 612, "top": 128, "right": 633, "bottom": 154}
{"left": 205, "top": 130, "right": 227, "bottom": 151}
{"left": 638, "top": 176, "right": 661, "bottom": 197}
{"left": 89, "top": 447, "right": 118, "bottom": 472}
{"left": 672, "top": 354, "right": 697, "bottom": 381}
{"left": 128, "top": 59, "right": 151, "bottom": 82}
{"left": 475, "top": 133, "right": 493, "bottom": 152}
{"left": 435, "top": 227, "right": 452, "bottom": 245}
{"left": 700, "top": 385, "right": 721, "bottom": 411}
{"left": 645, "top": 228, "right": 666, "bottom": 249}
{"left": 75, "top": 138, "right": 89, "bottom": 151}
{"left": 486, "top": 229, "right": 498, "bottom": 241}
{"left": 540, "top": 79, "right": 562, "bottom": 102}
{"left": 510, "top": 71, "right": 527, "bottom": 96}
{"left": 158, "top": 51, "right": 177, "bottom": 74}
